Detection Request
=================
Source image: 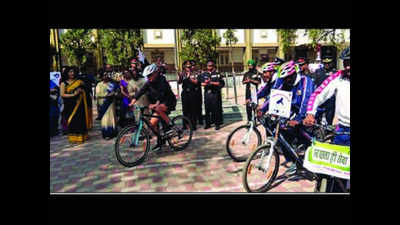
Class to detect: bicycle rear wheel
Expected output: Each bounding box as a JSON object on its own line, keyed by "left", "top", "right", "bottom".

{"left": 242, "top": 143, "right": 279, "bottom": 192}
{"left": 114, "top": 125, "right": 150, "bottom": 167}
{"left": 226, "top": 124, "right": 262, "bottom": 162}
{"left": 168, "top": 115, "right": 193, "bottom": 151}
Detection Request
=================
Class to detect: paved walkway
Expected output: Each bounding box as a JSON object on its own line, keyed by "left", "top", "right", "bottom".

{"left": 50, "top": 96, "right": 316, "bottom": 193}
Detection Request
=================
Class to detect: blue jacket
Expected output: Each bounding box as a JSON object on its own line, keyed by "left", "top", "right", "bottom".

{"left": 260, "top": 74, "right": 314, "bottom": 122}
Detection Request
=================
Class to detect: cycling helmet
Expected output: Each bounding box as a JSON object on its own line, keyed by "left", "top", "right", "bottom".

{"left": 340, "top": 47, "right": 350, "bottom": 60}
{"left": 279, "top": 61, "right": 297, "bottom": 78}
{"left": 142, "top": 63, "right": 159, "bottom": 77}
{"left": 261, "top": 62, "right": 275, "bottom": 72}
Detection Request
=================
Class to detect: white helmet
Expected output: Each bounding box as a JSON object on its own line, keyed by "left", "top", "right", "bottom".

{"left": 142, "top": 64, "right": 159, "bottom": 77}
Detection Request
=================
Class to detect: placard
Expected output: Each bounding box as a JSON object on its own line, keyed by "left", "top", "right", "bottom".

{"left": 268, "top": 89, "right": 292, "bottom": 118}
{"left": 303, "top": 141, "right": 350, "bottom": 180}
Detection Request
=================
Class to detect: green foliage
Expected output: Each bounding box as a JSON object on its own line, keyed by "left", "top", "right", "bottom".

{"left": 223, "top": 29, "right": 238, "bottom": 46}
{"left": 305, "top": 29, "right": 347, "bottom": 52}
{"left": 98, "top": 29, "right": 143, "bottom": 67}
{"left": 277, "top": 29, "right": 298, "bottom": 56}
{"left": 223, "top": 29, "right": 238, "bottom": 73}
{"left": 180, "top": 29, "right": 221, "bottom": 68}
{"left": 59, "top": 29, "right": 95, "bottom": 71}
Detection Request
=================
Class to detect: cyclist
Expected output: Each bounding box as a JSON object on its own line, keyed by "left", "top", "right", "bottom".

{"left": 303, "top": 47, "right": 350, "bottom": 192}
{"left": 256, "top": 62, "right": 278, "bottom": 117}
{"left": 129, "top": 64, "right": 177, "bottom": 150}
{"left": 257, "top": 61, "right": 315, "bottom": 172}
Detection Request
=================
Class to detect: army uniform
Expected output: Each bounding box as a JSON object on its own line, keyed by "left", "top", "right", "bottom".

{"left": 200, "top": 70, "right": 225, "bottom": 128}
{"left": 178, "top": 71, "right": 201, "bottom": 129}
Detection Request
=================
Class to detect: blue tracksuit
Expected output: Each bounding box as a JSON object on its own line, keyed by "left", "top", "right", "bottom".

{"left": 259, "top": 75, "right": 314, "bottom": 123}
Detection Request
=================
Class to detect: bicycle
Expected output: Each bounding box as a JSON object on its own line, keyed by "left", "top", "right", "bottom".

{"left": 114, "top": 105, "right": 193, "bottom": 167}
{"left": 242, "top": 114, "right": 347, "bottom": 193}
{"left": 225, "top": 102, "right": 275, "bottom": 162}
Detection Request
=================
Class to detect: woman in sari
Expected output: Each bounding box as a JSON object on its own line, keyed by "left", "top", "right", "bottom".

{"left": 60, "top": 67, "right": 89, "bottom": 144}
{"left": 96, "top": 73, "right": 118, "bottom": 139}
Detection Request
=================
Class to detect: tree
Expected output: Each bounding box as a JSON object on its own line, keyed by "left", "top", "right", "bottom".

{"left": 223, "top": 29, "right": 238, "bottom": 74}
{"left": 180, "top": 29, "right": 221, "bottom": 70}
{"left": 305, "top": 29, "right": 347, "bottom": 53}
{"left": 277, "top": 29, "right": 298, "bottom": 60}
{"left": 98, "top": 29, "right": 143, "bottom": 67}
{"left": 59, "top": 29, "right": 95, "bottom": 72}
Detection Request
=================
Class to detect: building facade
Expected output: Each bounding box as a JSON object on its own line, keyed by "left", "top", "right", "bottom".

{"left": 51, "top": 29, "right": 350, "bottom": 73}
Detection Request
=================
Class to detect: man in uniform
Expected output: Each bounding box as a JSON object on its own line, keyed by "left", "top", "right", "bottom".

{"left": 178, "top": 61, "right": 201, "bottom": 130}
{"left": 200, "top": 60, "right": 225, "bottom": 130}
{"left": 242, "top": 59, "right": 261, "bottom": 122}
{"left": 191, "top": 60, "right": 203, "bottom": 126}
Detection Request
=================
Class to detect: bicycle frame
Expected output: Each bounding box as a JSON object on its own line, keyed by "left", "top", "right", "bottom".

{"left": 130, "top": 105, "right": 166, "bottom": 146}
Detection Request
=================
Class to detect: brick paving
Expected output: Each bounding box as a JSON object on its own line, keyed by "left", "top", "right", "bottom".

{"left": 50, "top": 93, "right": 316, "bottom": 193}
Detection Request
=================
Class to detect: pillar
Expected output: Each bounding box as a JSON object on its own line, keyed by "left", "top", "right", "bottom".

{"left": 175, "top": 29, "right": 182, "bottom": 72}
{"left": 277, "top": 30, "right": 285, "bottom": 59}
{"left": 92, "top": 29, "right": 103, "bottom": 71}
{"left": 244, "top": 29, "right": 252, "bottom": 71}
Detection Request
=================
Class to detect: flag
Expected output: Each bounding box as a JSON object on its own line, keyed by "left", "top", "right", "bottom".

{"left": 50, "top": 72, "right": 61, "bottom": 88}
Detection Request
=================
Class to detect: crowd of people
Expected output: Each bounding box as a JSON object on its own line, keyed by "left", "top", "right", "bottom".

{"left": 252, "top": 47, "right": 350, "bottom": 192}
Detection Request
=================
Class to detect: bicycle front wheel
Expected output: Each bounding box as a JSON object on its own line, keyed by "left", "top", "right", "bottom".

{"left": 168, "top": 115, "right": 193, "bottom": 151}
{"left": 242, "top": 143, "right": 279, "bottom": 192}
{"left": 226, "top": 124, "right": 262, "bottom": 162}
{"left": 114, "top": 125, "right": 150, "bottom": 167}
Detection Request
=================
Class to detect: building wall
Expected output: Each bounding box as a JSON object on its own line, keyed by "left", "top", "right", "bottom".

{"left": 252, "top": 29, "right": 278, "bottom": 44}
{"left": 143, "top": 29, "right": 175, "bottom": 44}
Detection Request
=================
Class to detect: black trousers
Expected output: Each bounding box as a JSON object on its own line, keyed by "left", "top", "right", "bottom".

{"left": 195, "top": 89, "right": 203, "bottom": 125}
{"left": 204, "top": 92, "right": 223, "bottom": 126}
{"left": 246, "top": 102, "right": 253, "bottom": 122}
{"left": 181, "top": 91, "right": 198, "bottom": 128}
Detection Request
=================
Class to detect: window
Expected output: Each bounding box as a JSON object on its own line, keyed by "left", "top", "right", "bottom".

{"left": 260, "top": 30, "right": 268, "bottom": 38}
{"left": 154, "top": 30, "right": 162, "bottom": 39}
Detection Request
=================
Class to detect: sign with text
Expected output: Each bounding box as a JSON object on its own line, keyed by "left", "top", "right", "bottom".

{"left": 303, "top": 141, "right": 350, "bottom": 180}
{"left": 268, "top": 89, "right": 292, "bottom": 118}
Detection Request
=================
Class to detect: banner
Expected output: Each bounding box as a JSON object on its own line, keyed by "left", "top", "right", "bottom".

{"left": 269, "top": 89, "right": 292, "bottom": 118}
{"left": 303, "top": 141, "right": 350, "bottom": 180}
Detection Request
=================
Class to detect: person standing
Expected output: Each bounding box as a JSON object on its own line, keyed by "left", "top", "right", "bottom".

{"left": 178, "top": 61, "right": 201, "bottom": 131}
{"left": 50, "top": 82, "right": 60, "bottom": 137}
{"left": 119, "top": 70, "right": 131, "bottom": 128}
{"left": 60, "top": 67, "right": 90, "bottom": 144}
{"left": 96, "top": 73, "right": 118, "bottom": 139}
{"left": 242, "top": 59, "right": 261, "bottom": 122}
{"left": 200, "top": 60, "right": 225, "bottom": 130}
{"left": 191, "top": 60, "right": 203, "bottom": 126}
